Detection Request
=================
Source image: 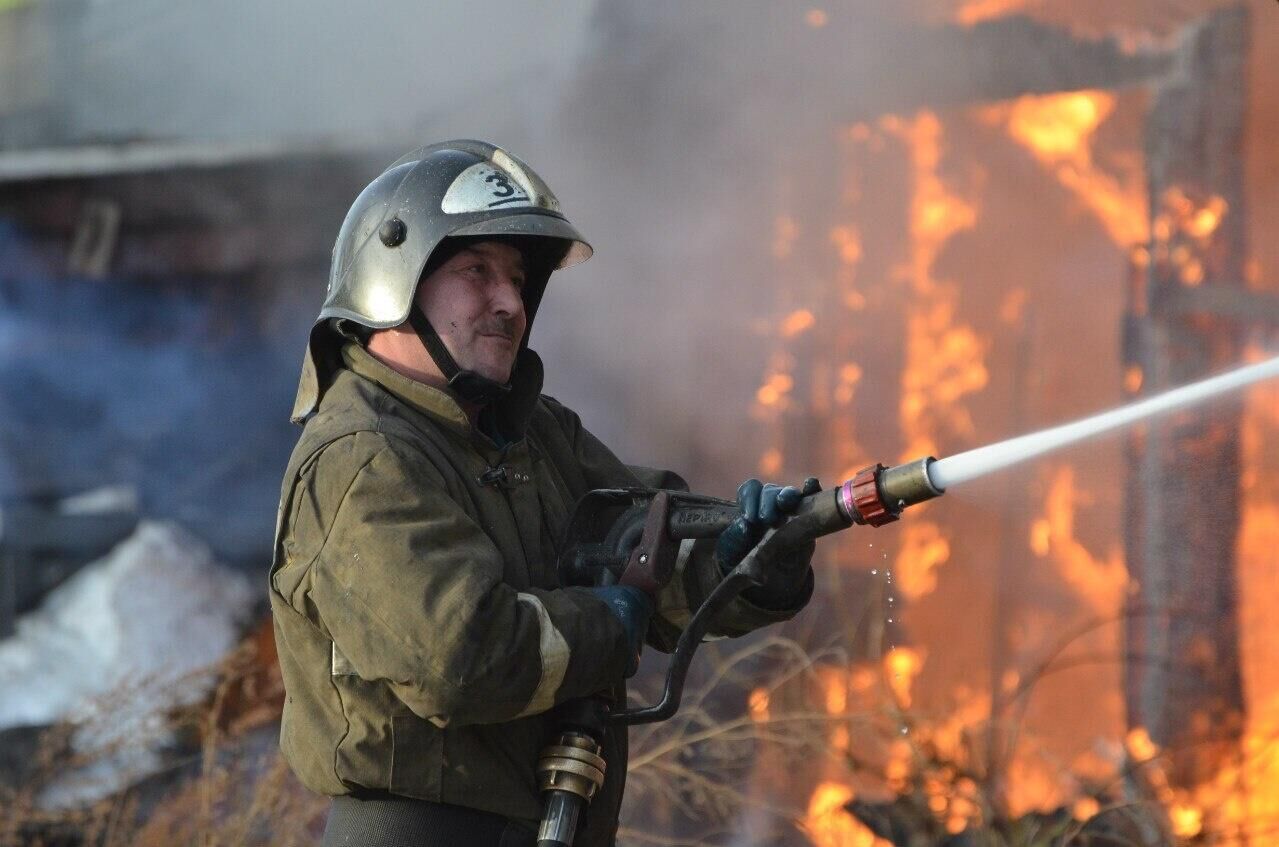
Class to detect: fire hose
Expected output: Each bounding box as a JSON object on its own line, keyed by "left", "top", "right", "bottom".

{"left": 535, "top": 456, "right": 945, "bottom": 847}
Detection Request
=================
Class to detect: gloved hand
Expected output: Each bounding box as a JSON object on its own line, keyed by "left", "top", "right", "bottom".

{"left": 588, "top": 585, "right": 654, "bottom": 678}
{"left": 715, "top": 476, "right": 821, "bottom": 611}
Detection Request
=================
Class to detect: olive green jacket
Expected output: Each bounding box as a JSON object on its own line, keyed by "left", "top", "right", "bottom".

{"left": 269, "top": 343, "right": 807, "bottom": 844}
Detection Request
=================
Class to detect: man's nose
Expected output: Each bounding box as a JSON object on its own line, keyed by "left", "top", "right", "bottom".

{"left": 491, "top": 276, "right": 526, "bottom": 317}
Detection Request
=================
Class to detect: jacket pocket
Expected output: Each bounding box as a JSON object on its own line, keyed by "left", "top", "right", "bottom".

{"left": 390, "top": 714, "right": 444, "bottom": 800}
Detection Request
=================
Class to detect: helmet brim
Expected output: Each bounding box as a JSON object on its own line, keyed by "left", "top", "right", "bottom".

{"left": 449, "top": 213, "right": 593, "bottom": 269}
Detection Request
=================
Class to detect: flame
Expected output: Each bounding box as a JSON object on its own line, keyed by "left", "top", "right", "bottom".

{"left": 894, "top": 521, "right": 951, "bottom": 599}
{"left": 818, "top": 666, "right": 852, "bottom": 751}
{"left": 1170, "top": 803, "right": 1204, "bottom": 838}
{"left": 756, "top": 372, "right": 794, "bottom": 407}
{"left": 954, "top": 0, "right": 1035, "bottom": 26}
{"left": 980, "top": 91, "right": 1147, "bottom": 247}
{"left": 801, "top": 782, "right": 891, "bottom": 847}
{"left": 882, "top": 111, "right": 988, "bottom": 462}
{"left": 1230, "top": 350, "right": 1279, "bottom": 837}
{"left": 1003, "top": 757, "right": 1066, "bottom": 819}
{"left": 1150, "top": 188, "right": 1229, "bottom": 290}
{"left": 758, "top": 447, "right": 784, "bottom": 477}
{"left": 1158, "top": 187, "right": 1228, "bottom": 242}
{"left": 829, "top": 225, "right": 864, "bottom": 267}
{"left": 834, "top": 362, "right": 863, "bottom": 406}
{"left": 885, "top": 646, "right": 924, "bottom": 708}
{"left": 1125, "top": 726, "right": 1159, "bottom": 762}
{"left": 1072, "top": 796, "right": 1100, "bottom": 821}
{"left": 749, "top": 687, "right": 771, "bottom": 723}
{"left": 805, "top": 8, "right": 828, "bottom": 28}
{"left": 820, "top": 666, "right": 849, "bottom": 715}
{"left": 884, "top": 738, "right": 913, "bottom": 791}
{"left": 781, "top": 308, "right": 817, "bottom": 338}
{"left": 1031, "top": 465, "right": 1127, "bottom": 615}
{"left": 1123, "top": 364, "right": 1143, "bottom": 394}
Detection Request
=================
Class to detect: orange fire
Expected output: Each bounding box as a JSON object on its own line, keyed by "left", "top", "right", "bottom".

{"left": 1151, "top": 187, "right": 1229, "bottom": 287}
{"left": 1229, "top": 343, "right": 1279, "bottom": 839}
{"left": 801, "top": 782, "right": 891, "bottom": 847}
{"left": 1125, "top": 726, "right": 1159, "bottom": 762}
{"left": 756, "top": 371, "right": 794, "bottom": 408}
{"left": 758, "top": 446, "right": 784, "bottom": 477}
{"left": 880, "top": 111, "right": 989, "bottom": 463}
{"left": 1029, "top": 465, "right": 1127, "bottom": 615}
{"left": 980, "top": 91, "right": 1148, "bottom": 247}
{"left": 885, "top": 646, "right": 924, "bottom": 708}
{"left": 749, "top": 687, "right": 771, "bottom": 723}
{"left": 953, "top": 0, "right": 1036, "bottom": 27}
{"left": 781, "top": 308, "right": 817, "bottom": 338}
{"left": 893, "top": 521, "right": 951, "bottom": 600}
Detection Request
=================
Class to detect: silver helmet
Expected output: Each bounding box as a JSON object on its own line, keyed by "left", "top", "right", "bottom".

{"left": 292, "top": 139, "right": 592, "bottom": 422}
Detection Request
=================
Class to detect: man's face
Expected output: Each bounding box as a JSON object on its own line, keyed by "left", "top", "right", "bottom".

{"left": 417, "top": 241, "right": 528, "bottom": 384}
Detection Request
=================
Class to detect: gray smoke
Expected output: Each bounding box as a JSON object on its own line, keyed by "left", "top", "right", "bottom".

{"left": 0, "top": 221, "right": 303, "bottom": 562}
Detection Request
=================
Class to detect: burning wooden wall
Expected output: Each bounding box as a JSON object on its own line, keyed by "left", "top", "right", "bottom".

{"left": 595, "top": 2, "right": 1279, "bottom": 843}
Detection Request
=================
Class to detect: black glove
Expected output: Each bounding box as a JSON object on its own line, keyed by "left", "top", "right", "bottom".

{"left": 715, "top": 477, "right": 821, "bottom": 611}
{"left": 588, "top": 585, "right": 654, "bottom": 678}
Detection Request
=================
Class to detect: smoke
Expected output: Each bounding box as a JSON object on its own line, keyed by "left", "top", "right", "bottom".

{"left": 38, "top": 0, "right": 595, "bottom": 146}
{"left": 0, "top": 221, "right": 302, "bottom": 562}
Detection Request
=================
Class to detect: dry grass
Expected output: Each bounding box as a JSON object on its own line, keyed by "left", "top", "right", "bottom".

{"left": 0, "top": 622, "right": 326, "bottom": 847}
{"left": 3, "top": 607, "right": 1271, "bottom": 847}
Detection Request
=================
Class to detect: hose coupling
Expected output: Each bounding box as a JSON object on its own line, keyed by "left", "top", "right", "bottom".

{"left": 537, "top": 732, "right": 607, "bottom": 802}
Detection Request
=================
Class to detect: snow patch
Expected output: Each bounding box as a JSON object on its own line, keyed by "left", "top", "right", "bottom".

{"left": 0, "top": 520, "right": 254, "bottom": 730}
{"left": 0, "top": 521, "right": 255, "bottom": 805}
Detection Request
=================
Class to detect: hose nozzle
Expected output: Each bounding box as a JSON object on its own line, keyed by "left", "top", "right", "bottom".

{"left": 838, "top": 457, "right": 944, "bottom": 527}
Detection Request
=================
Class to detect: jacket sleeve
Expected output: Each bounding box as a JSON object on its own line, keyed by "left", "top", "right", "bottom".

{"left": 539, "top": 398, "right": 812, "bottom": 650}
{"left": 274, "top": 431, "right": 633, "bottom": 728}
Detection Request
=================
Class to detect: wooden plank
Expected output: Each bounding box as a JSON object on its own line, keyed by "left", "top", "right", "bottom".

{"left": 1123, "top": 5, "right": 1249, "bottom": 788}
{"left": 1161, "top": 285, "right": 1279, "bottom": 325}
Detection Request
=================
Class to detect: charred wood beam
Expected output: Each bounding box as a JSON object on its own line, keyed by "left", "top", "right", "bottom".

{"left": 2, "top": 221, "right": 332, "bottom": 279}
{"left": 1123, "top": 5, "right": 1249, "bottom": 789}
{"left": 1160, "top": 285, "right": 1279, "bottom": 326}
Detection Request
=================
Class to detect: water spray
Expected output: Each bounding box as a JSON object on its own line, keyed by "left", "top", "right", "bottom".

{"left": 928, "top": 355, "right": 1279, "bottom": 490}
{"left": 789, "top": 355, "right": 1279, "bottom": 541}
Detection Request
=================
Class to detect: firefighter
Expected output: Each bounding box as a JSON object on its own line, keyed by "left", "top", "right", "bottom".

{"left": 269, "top": 140, "right": 816, "bottom": 847}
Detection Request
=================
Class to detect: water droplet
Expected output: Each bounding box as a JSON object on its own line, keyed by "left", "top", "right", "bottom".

{"left": 887, "top": 618, "right": 894, "bottom": 623}
{"left": 871, "top": 569, "right": 878, "bottom": 575}
{"left": 900, "top": 727, "right": 909, "bottom": 735}
{"left": 888, "top": 597, "right": 894, "bottom": 603}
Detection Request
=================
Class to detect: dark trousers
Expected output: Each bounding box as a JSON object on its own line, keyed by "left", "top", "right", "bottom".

{"left": 322, "top": 793, "right": 536, "bottom": 847}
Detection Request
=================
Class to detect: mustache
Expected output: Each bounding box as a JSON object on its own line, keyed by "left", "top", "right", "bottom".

{"left": 475, "top": 318, "right": 519, "bottom": 340}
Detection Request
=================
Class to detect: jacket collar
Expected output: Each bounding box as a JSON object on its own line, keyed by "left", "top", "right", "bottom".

{"left": 340, "top": 342, "right": 545, "bottom": 442}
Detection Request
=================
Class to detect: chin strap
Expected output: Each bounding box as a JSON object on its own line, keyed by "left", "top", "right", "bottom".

{"left": 406, "top": 308, "right": 513, "bottom": 405}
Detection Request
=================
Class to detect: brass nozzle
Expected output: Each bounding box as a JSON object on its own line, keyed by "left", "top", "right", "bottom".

{"left": 879, "top": 456, "right": 944, "bottom": 509}
{"left": 838, "top": 457, "right": 943, "bottom": 527}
